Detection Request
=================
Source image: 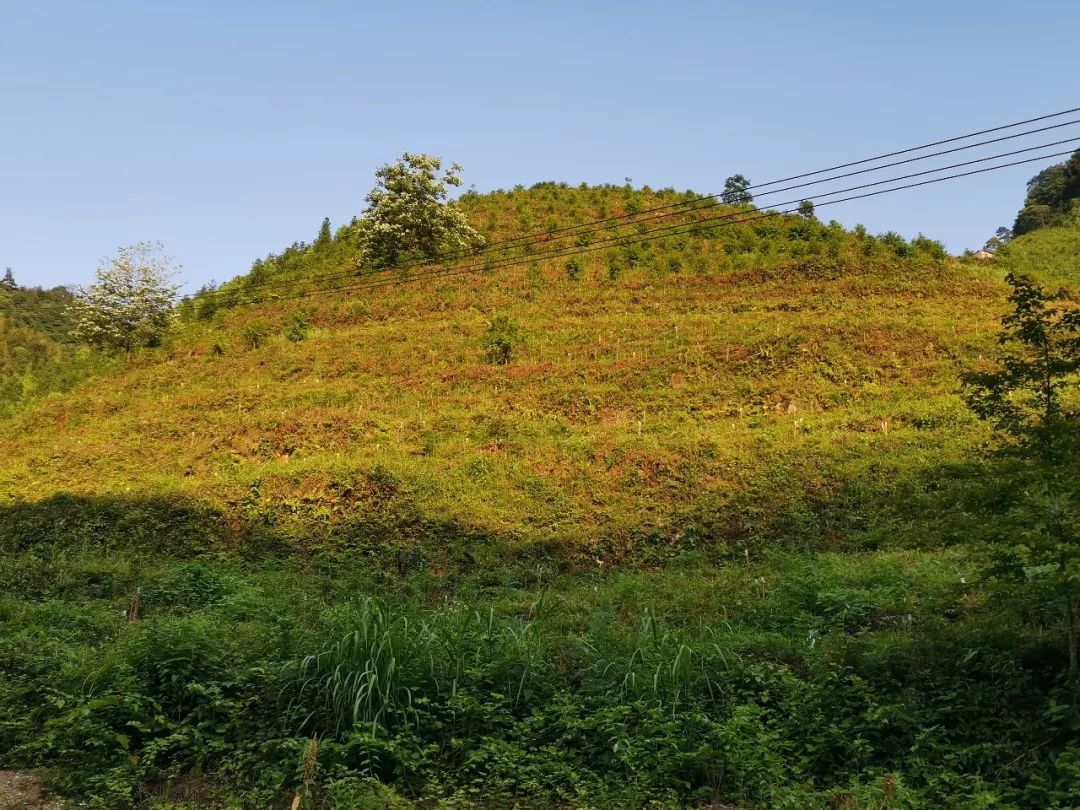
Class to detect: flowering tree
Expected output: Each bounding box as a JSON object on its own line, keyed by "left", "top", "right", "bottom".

{"left": 358, "top": 153, "right": 484, "bottom": 269}
{"left": 69, "top": 241, "right": 182, "bottom": 352}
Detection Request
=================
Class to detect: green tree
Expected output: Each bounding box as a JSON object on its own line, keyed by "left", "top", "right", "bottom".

{"left": 358, "top": 153, "right": 484, "bottom": 269}
{"left": 962, "top": 273, "right": 1080, "bottom": 459}
{"left": 797, "top": 199, "right": 815, "bottom": 220}
{"left": 961, "top": 273, "right": 1080, "bottom": 674}
{"left": 1, "top": 267, "right": 15, "bottom": 290}
{"left": 482, "top": 315, "right": 518, "bottom": 365}
{"left": 1014, "top": 203, "right": 1055, "bottom": 236}
{"left": 315, "top": 217, "right": 332, "bottom": 248}
{"left": 68, "top": 242, "right": 182, "bottom": 353}
{"left": 983, "top": 226, "right": 1013, "bottom": 253}
{"left": 721, "top": 174, "right": 753, "bottom": 205}
{"left": 1012, "top": 149, "right": 1080, "bottom": 235}
{"left": 286, "top": 313, "right": 310, "bottom": 342}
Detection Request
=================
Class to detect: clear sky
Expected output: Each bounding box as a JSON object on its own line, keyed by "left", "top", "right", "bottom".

{"left": 2, "top": 0, "right": 1077, "bottom": 292}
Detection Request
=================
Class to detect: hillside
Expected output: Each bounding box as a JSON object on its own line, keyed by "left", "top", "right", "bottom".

{"left": 0, "top": 283, "right": 110, "bottom": 418}
{"left": 997, "top": 206, "right": 1080, "bottom": 287}
{"left": 1, "top": 185, "right": 994, "bottom": 560}
{"left": 3, "top": 184, "right": 1079, "bottom": 809}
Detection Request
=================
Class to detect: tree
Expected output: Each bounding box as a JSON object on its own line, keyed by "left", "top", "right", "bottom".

{"left": 1, "top": 268, "right": 15, "bottom": 290}
{"left": 315, "top": 217, "right": 332, "bottom": 248}
{"left": 482, "top": 315, "right": 518, "bottom": 365}
{"left": 1012, "top": 148, "right": 1080, "bottom": 235}
{"left": 961, "top": 273, "right": 1080, "bottom": 674}
{"left": 68, "top": 241, "right": 182, "bottom": 352}
{"left": 721, "top": 174, "right": 753, "bottom": 205}
{"left": 983, "top": 226, "right": 1013, "bottom": 253}
{"left": 962, "top": 273, "right": 1080, "bottom": 459}
{"left": 797, "top": 199, "right": 815, "bottom": 220}
{"left": 358, "top": 153, "right": 484, "bottom": 269}
{"left": 1014, "top": 204, "right": 1055, "bottom": 236}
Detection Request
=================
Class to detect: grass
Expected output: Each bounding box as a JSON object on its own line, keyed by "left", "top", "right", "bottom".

{"left": 1, "top": 541, "right": 1075, "bottom": 808}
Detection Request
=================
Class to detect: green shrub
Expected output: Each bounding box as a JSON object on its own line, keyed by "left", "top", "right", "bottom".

{"left": 242, "top": 321, "right": 272, "bottom": 349}
{"left": 286, "top": 313, "right": 310, "bottom": 342}
{"left": 481, "top": 315, "right": 518, "bottom": 365}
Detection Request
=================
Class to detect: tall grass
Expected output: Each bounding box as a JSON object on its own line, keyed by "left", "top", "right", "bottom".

{"left": 288, "top": 599, "right": 431, "bottom": 735}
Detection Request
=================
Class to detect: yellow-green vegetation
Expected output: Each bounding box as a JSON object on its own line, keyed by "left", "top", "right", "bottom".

{"left": 2, "top": 182, "right": 1080, "bottom": 809}
{"left": 997, "top": 207, "right": 1080, "bottom": 288}
{"left": 2, "top": 185, "right": 994, "bottom": 559}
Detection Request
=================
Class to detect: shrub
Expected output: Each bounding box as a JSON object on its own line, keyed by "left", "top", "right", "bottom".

{"left": 286, "top": 314, "right": 310, "bottom": 343}
{"left": 243, "top": 322, "right": 272, "bottom": 350}
{"left": 482, "top": 315, "right": 518, "bottom": 365}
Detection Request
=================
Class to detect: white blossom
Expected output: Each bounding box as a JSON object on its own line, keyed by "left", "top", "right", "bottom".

{"left": 358, "top": 153, "right": 484, "bottom": 269}
{"left": 68, "top": 241, "right": 182, "bottom": 352}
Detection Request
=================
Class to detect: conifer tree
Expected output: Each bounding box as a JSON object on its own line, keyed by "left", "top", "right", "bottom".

{"left": 316, "top": 217, "right": 332, "bottom": 248}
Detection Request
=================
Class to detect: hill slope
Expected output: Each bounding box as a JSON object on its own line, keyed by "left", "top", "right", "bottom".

{"left": 0, "top": 284, "right": 110, "bottom": 418}
{"left": 997, "top": 206, "right": 1080, "bottom": 288}
{"left": 1, "top": 184, "right": 1001, "bottom": 562}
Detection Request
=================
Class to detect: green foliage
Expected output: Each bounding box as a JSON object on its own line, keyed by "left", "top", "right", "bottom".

{"left": 481, "top": 315, "right": 518, "bottom": 365}
{"left": 960, "top": 273, "right": 1080, "bottom": 675}
{"left": 316, "top": 217, "right": 333, "bottom": 248}
{"left": 4, "top": 180, "right": 1080, "bottom": 806}
{"left": 0, "top": 280, "right": 77, "bottom": 343}
{"left": 286, "top": 313, "right": 311, "bottom": 342}
{"left": 0, "top": 281, "right": 109, "bottom": 420}
{"left": 722, "top": 174, "right": 753, "bottom": 205}
{"left": 1013, "top": 148, "right": 1080, "bottom": 236}
{"left": 996, "top": 208, "right": 1080, "bottom": 287}
{"left": 3, "top": 544, "right": 1079, "bottom": 808}
{"left": 962, "top": 273, "right": 1080, "bottom": 458}
{"left": 243, "top": 321, "right": 272, "bottom": 349}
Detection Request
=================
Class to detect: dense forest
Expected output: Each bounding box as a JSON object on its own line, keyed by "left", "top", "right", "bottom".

{"left": 1, "top": 153, "right": 1079, "bottom": 808}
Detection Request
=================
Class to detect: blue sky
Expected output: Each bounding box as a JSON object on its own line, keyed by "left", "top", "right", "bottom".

{"left": 2, "top": 0, "right": 1077, "bottom": 292}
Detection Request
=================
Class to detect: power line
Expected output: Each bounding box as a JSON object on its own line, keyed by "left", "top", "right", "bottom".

{"left": 310, "top": 137, "right": 1080, "bottom": 296}
{"left": 228, "top": 115, "right": 1080, "bottom": 297}
{"left": 219, "top": 147, "right": 1075, "bottom": 308}
{"left": 287, "top": 146, "right": 1079, "bottom": 297}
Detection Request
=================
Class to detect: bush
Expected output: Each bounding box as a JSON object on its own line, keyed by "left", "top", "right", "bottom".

{"left": 286, "top": 314, "right": 310, "bottom": 342}
{"left": 482, "top": 315, "right": 518, "bottom": 365}
{"left": 242, "top": 322, "right": 272, "bottom": 350}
